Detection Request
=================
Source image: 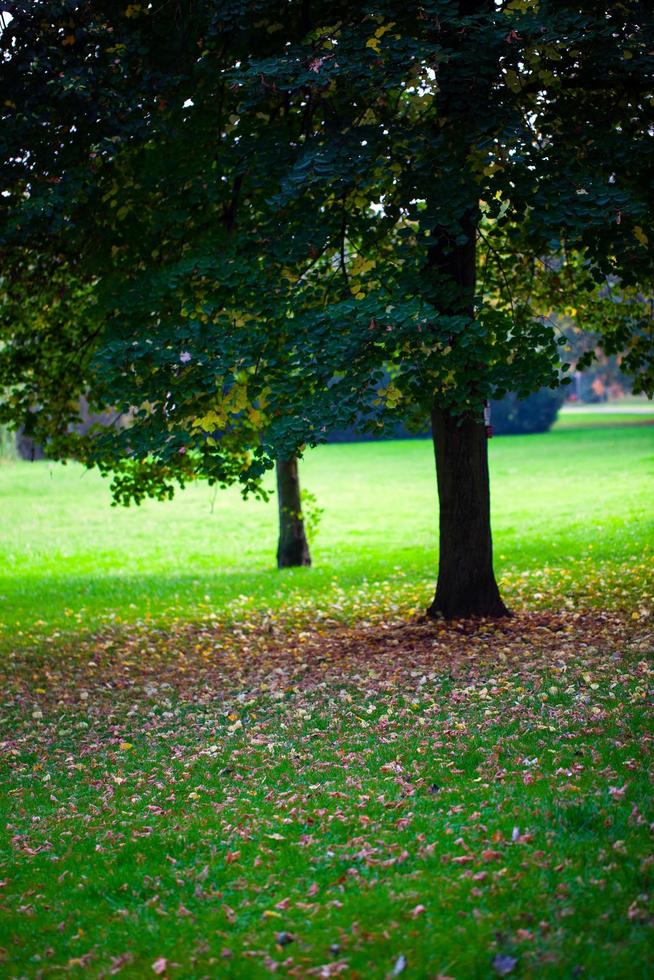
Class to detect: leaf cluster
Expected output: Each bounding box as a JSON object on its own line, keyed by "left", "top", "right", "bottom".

{"left": 1, "top": 1, "right": 652, "bottom": 500}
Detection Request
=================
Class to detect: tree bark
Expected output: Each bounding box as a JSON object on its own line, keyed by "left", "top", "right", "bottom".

{"left": 427, "top": 406, "right": 509, "bottom": 619}
{"left": 276, "top": 457, "right": 311, "bottom": 568}
{"left": 425, "top": 213, "right": 508, "bottom": 618}
{"left": 424, "top": 38, "right": 508, "bottom": 619}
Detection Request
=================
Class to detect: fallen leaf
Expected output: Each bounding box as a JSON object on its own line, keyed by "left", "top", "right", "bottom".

{"left": 392, "top": 953, "right": 407, "bottom": 975}
{"left": 492, "top": 954, "right": 518, "bottom": 976}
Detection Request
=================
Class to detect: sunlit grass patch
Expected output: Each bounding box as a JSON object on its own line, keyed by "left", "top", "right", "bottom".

{"left": 0, "top": 424, "right": 652, "bottom": 641}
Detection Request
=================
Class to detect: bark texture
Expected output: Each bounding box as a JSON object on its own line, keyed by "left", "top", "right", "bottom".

{"left": 428, "top": 406, "right": 509, "bottom": 619}
{"left": 425, "top": 212, "right": 509, "bottom": 618}
{"left": 276, "top": 457, "right": 311, "bottom": 568}
{"left": 425, "top": 184, "right": 508, "bottom": 617}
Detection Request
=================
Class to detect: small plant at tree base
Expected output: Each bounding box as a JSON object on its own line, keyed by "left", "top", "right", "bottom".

{"left": 299, "top": 488, "right": 325, "bottom": 545}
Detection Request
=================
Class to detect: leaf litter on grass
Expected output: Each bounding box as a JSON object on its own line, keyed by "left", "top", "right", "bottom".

{"left": 0, "top": 608, "right": 652, "bottom": 977}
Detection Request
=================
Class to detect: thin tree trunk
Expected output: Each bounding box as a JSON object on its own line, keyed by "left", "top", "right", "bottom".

{"left": 276, "top": 457, "right": 311, "bottom": 568}
{"left": 16, "top": 428, "right": 45, "bottom": 461}
{"left": 428, "top": 406, "right": 509, "bottom": 619}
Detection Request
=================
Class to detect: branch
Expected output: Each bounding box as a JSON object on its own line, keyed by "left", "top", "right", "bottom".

{"left": 339, "top": 207, "right": 349, "bottom": 292}
{"left": 477, "top": 226, "right": 516, "bottom": 326}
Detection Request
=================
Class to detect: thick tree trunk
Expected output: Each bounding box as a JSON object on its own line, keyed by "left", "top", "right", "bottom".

{"left": 425, "top": 213, "right": 509, "bottom": 618}
{"left": 424, "top": 116, "right": 508, "bottom": 618}
{"left": 427, "top": 407, "right": 509, "bottom": 619}
{"left": 276, "top": 457, "right": 311, "bottom": 568}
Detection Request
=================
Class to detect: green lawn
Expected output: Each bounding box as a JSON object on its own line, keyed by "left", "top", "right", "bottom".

{"left": 0, "top": 424, "right": 652, "bottom": 639}
{"left": 554, "top": 411, "right": 654, "bottom": 430}
{"left": 1, "top": 422, "right": 653, "bottom": 978}
{"left": 2, "top": 613, "right": 652, "bottom": 979}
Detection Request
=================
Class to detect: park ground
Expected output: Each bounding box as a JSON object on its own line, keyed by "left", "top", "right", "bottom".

{"left": 0, "top": 410, "right": 653, "bottom": 978}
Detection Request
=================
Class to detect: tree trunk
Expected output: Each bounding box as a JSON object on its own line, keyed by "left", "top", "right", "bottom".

{"left": 425, "top": 216, "right": 509, "bottom": 618}
{"left": 16, "top": 428, "right": 46, "bottom": 461}
{"left": 424, "top": 121, "right": 508, "bottom": 617}
{"left": 276, "top": 457, "right": 311, "bottom": 568}
{"left": 428, "top": 406, "right": 509, "bottom": 619}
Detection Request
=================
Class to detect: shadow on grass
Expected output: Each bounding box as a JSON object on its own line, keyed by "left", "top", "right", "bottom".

{"left": 0, "top": 561, "right": 433, "bottom": 639}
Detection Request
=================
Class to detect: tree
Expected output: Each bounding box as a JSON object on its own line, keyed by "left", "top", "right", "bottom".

{"left": 0, "top": 3, "right": 312, "bottom": 567}
{"left": 0, "top": 253, "right": 312, "bottom": 564}
{"left": 2, "top": 2, "right": 653, "bottom": 617}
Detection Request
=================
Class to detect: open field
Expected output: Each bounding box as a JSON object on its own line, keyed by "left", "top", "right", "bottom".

{"left": 554, "top": 411, "right": 654, "bottom": 430}
{"left": 1, "top": 419, "right": 653, "bottom": 977}
{"left": 0, "top": 423, "right": 652, "bottom": 639}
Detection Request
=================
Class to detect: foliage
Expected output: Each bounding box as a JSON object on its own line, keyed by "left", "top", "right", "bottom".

{"left": 1, "top": 1, "right": 653, "bottom": 504}
{"left": 490, "top": 387, "right": 565, "bottom": 436}
{"left": 0, "top": 253, "right": 98, "bottom": 456}
{"left": 556, "top": 312, "right": 638, "bottom": 401}
{"left": 492, "top": 247, "right": 654, "bottom": 399}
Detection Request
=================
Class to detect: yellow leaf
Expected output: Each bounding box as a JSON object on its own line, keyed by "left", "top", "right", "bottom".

{"left": 119, "top": 741, "right": 133, "bottom": 751}
{"left": 351, "top": 256, "right": 375, "bottom": 276}
{"left": 366, "top": 37, "right": 381, "bottom": 53}
{"left": 247, "top": 406, "right": 264, "bottom": 427}
{"left": 633, "top": 225, "right": 648, "bottom": 246}
{"left": 226, "top": 383, "right": 248, "bottom": 413}
{"left": 504, "top": 69, "right": 521, "bottom": 93}
{"left": 193, "top": 409, "right": 224, "bottom": 432}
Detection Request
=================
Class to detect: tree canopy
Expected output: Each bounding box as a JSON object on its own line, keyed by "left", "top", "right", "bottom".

{"left": 1, "top": 0, "right": 653, "bottom": 614}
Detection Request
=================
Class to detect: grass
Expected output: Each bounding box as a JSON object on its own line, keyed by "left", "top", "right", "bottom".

{"left": 0, "top": 423, "right": 652, "bottom": 639}
{"left": 1, "top": 613, "right": 652, "bottom": 977}
{"left": 553, "top": 412, "right": 654, "bottom": 430}
{"left": 1, "top": 419, "right": 653, "bottom": 977}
